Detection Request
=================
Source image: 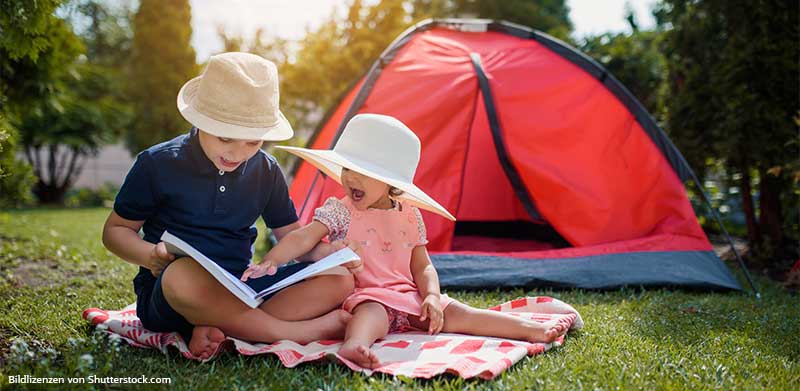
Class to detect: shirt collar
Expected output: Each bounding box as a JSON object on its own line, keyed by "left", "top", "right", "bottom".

{"left": 187, "top": 127, "right": 249, "bottom": 177}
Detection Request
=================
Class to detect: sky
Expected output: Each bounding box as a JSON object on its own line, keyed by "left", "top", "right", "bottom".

{"left": 189, "top": 0, "right": 658, "bottom": 62}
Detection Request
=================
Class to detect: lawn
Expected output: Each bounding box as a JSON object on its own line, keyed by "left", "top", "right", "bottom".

{"left": 0, "top": 208, "right": 798, "bottom": 390}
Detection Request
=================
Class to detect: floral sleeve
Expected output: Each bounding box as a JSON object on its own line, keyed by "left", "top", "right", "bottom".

{"left": 313, "top": 197, "right": 350, "bottom": 242}
{"left": 413, "top": 207, "right": 428, "bottom": 246}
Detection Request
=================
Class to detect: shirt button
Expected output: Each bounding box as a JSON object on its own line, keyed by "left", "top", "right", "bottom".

{"left": 218, "top": 170, "right": 224, "bottom": 176}
{"left": 219, "top": 185, "right": 226, "bottom": 192}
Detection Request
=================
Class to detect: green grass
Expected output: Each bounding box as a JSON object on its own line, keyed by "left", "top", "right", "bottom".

{"left": 0, "top": 208, "right": 798, "bottom": 390}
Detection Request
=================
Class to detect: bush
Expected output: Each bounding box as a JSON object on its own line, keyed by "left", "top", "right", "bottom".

{"left": 64, "top": 182, "right": 119, "bottom": 208}
{"left": 0, "top": 126, "right": 37, "bottom": 208}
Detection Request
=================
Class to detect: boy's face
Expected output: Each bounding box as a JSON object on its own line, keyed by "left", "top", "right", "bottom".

{"left": 197, "top": 130, "right": 264, "bottom": 172}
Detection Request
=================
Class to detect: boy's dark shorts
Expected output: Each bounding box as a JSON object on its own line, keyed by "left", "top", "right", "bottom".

{"left": 135, "top": 262, "right": 311, "bottom": 343}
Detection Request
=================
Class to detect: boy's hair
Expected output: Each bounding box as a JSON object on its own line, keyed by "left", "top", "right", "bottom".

{"left": 389, "top": 186, "right": 404, "bottom": 197}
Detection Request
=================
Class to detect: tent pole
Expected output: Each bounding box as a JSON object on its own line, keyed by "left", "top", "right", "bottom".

{"left": 690, "top": 172, "right": 761, "bottom": 298}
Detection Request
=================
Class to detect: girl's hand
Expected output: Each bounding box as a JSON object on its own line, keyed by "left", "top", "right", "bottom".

{"left": 148, "top": 242, "right": 175, "bottom": 277}
{"left": 240, "top": 259, "right": 278, "bottom": 281}
{"left": 331, "top": 239, "right": 364, "bottom": 274}
{"left": 419, "top": 294, "right": 444, "bottom": 334}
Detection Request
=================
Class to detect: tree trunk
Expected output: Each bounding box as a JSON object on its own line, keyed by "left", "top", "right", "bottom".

{"left": 739, "top": 165, "right": 760, "bottom": 245}
{"left": 758, "top": 167, "right": 785, "bottom": 258}
{"left": 31, "top": 145, "right": 84, "bottom": 205}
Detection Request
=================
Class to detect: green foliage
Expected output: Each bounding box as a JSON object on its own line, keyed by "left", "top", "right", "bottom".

{"left": 659, "top": 0, "right": 800, "bottom": 262}
{"left": 0, "top": 1, "right": 83, "bottom": 110}
{"left": 278, "top": 0, "right": 409, "bottom": 133}
{"left": 4, "top": 1, "right": 134, "bottom": 204}
{"left": 1, "top": 208, "right": 799, "bottom": 390}
{"left": 0, "top": 127, "right": 36, "bottom": 208}
{"left": 0, "top": 0, "right": 65, "bottom": 62}
{"left": 64, "top": 183, "right": 119, "bottom": 208}
{"left": 17, "top": 58, "right": 132, "bottom": 204}
{"left": 0, "top": 0, "right": 69, "bottom": 208}
{"left": 126, "top": 0, "right": 196, "bottom": 154}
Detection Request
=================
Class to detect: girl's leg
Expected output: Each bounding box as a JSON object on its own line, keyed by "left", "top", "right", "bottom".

{"left": 411, "top": 301, "right": 575, "bottom": 343}
{"left": 259, "top": 273, "right": 354, "bottom": 321}
{"left": 337, "top": 302, "right": 389, "bottom": 368}
{"left": 160, "top": 258, "right": 352, "bottom": 354}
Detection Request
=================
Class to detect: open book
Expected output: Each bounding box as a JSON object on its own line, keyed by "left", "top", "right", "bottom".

{"left": 160, "top": 231, "right": 358, "bottom": 309}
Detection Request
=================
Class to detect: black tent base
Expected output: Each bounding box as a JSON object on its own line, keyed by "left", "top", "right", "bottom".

{"left": 432, "top": 250, "right": 742, "bottom": 291}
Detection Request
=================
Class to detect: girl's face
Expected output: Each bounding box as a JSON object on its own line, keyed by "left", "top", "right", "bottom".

{"left": 198, "top": 130, "right": 264, "bottom": 172}
{"left": 340, "top": 168, "right": 393, "bottom": 210}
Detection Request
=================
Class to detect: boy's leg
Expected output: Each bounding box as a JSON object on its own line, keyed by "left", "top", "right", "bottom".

{"left": 410, "top": 300, "right": 575, "bottom": 343}
{"left": 338, "top": 302, "right": 389, "bottom": 369}
{"left": 160, "top": 258, "right": 351, "bottom": 346}
{"left": 259, "top": 273, "right": 354, "bottom": 321}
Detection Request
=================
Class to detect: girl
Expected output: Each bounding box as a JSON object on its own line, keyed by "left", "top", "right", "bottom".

{"left": 241, "top": 114, "right": 576, "bottom": 368}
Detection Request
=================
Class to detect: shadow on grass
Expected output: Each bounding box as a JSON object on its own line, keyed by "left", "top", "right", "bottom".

{"left": 627, "top": 281, "right": 799, "bottom": 364}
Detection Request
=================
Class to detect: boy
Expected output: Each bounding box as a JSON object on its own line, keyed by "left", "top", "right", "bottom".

{"left": 102, "top": 52, "right": 354, "bottom": 359}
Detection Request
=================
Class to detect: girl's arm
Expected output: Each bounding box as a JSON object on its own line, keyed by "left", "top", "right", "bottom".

{"left": 240, "top": 221, "right": 329, "bottom": 281}
{"left": 271, "top": 221, "right": 334, "bottom": 262}
{"left": 410, "top": 245, "right": 441, "bottom": 299}
{"left": 410, "top": 245, "right": 445, "bottom": 334}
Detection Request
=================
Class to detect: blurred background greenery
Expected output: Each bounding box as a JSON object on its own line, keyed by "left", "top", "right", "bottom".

{"left": 0, "top": 0, "right": 797, "bottom": 270}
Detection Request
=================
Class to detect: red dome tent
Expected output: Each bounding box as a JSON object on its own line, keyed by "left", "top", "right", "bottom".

{"left": 287, "top": 19, "right": 749, "bottom": 291}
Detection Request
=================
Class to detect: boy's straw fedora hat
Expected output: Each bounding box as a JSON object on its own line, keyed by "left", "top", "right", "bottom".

{"left": 277, "top": 114, "right": 455, "bottom": 221}
{"left": 177, "top": 52, "right": 293, "bottom": 141}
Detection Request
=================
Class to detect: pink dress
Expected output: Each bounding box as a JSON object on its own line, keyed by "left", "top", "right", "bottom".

{"left": 314, "top": 197, "right": 453, "bottom": 316}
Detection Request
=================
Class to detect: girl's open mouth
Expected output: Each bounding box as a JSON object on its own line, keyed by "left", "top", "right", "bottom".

{"left": 351, "top": 188, "right": 365, "bottom": 201}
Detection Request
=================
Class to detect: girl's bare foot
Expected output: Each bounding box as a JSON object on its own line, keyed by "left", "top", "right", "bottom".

{"left": 338, "top": 343, "right": 381, "bottom": 368}
{"left": 188, "top": 326, "right": 226, "bottom": 359}
{"left": 527, "top": 313, "right": 577, "bottom": 343}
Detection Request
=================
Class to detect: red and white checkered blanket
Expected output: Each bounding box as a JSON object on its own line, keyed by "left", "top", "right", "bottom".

{"left": 83, "top": 296, "right": 583, "bottom": 380}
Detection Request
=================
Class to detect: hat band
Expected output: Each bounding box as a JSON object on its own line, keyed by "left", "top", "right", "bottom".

{"left": 191, "top": 98, "right": 282, "bottom": 128}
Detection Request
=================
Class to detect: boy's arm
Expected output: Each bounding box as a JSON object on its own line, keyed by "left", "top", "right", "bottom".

{"left": 410, "top": 245, "right": 445, "bottom": 334}
{"left": 102, "top": 211, "right": 174, "bottom": 276}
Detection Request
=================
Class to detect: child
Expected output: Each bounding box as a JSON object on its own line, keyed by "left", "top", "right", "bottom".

{"left": 102, "top": 52, "right": 354, "bottom": 359}
{"left": 241, "top": 114, "right": 576, "bottom": 368}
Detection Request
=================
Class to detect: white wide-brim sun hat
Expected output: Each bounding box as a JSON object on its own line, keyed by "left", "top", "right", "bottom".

{"left": 277, "top": 114, "right": 455, "bottom": 221}
{"left": 177, "top": 52, "right": 294, "bottom": 141}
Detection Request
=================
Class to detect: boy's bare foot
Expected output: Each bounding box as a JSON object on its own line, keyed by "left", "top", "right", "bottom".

{"left": 527, "top": 313, "right": 577, "bottom": 343}
{"left": 188, "top": 326, "right": 226, "bottom": 359}
{"left": 302, "top": 309, "right": 352, "bottom": 343}
{"left": 338, "top": 343, "right": 381, "bottom": 368}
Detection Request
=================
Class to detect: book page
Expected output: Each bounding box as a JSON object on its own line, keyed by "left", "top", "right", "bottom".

{"left": 255, "top": 247, "right": 359, "bottom": 298}
{"left": 160, "top": 231, "right": 261, "bottom": 308}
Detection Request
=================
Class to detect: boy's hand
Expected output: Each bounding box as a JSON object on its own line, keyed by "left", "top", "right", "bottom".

{"left": 419, "top": 294, "right": 444, "bottom": 335}
{"left": 240, "top": 259, "right": 278, "bottom": 281}
{"left": 331, "top": 239, "right": 364, "bottom": 274}
{"left": 148, "top": 242, "right": 175, "bottom": 277}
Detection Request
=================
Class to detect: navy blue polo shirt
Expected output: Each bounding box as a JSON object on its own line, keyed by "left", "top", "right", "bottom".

{"left": 114, "top": 128, "right": 299, "bottom": 290}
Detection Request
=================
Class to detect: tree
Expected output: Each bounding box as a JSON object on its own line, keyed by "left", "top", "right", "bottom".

{"left": 0, "top": 0, "right": 82, "bottom": 206}
{"left": 659, "top": 0, "right": 799, "bottom": 264}
{"left": 126, "top": 0, "right": 196, "bottom": 154}
{"left": 12, "top": 1, "right": 133, "bottom": 204}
